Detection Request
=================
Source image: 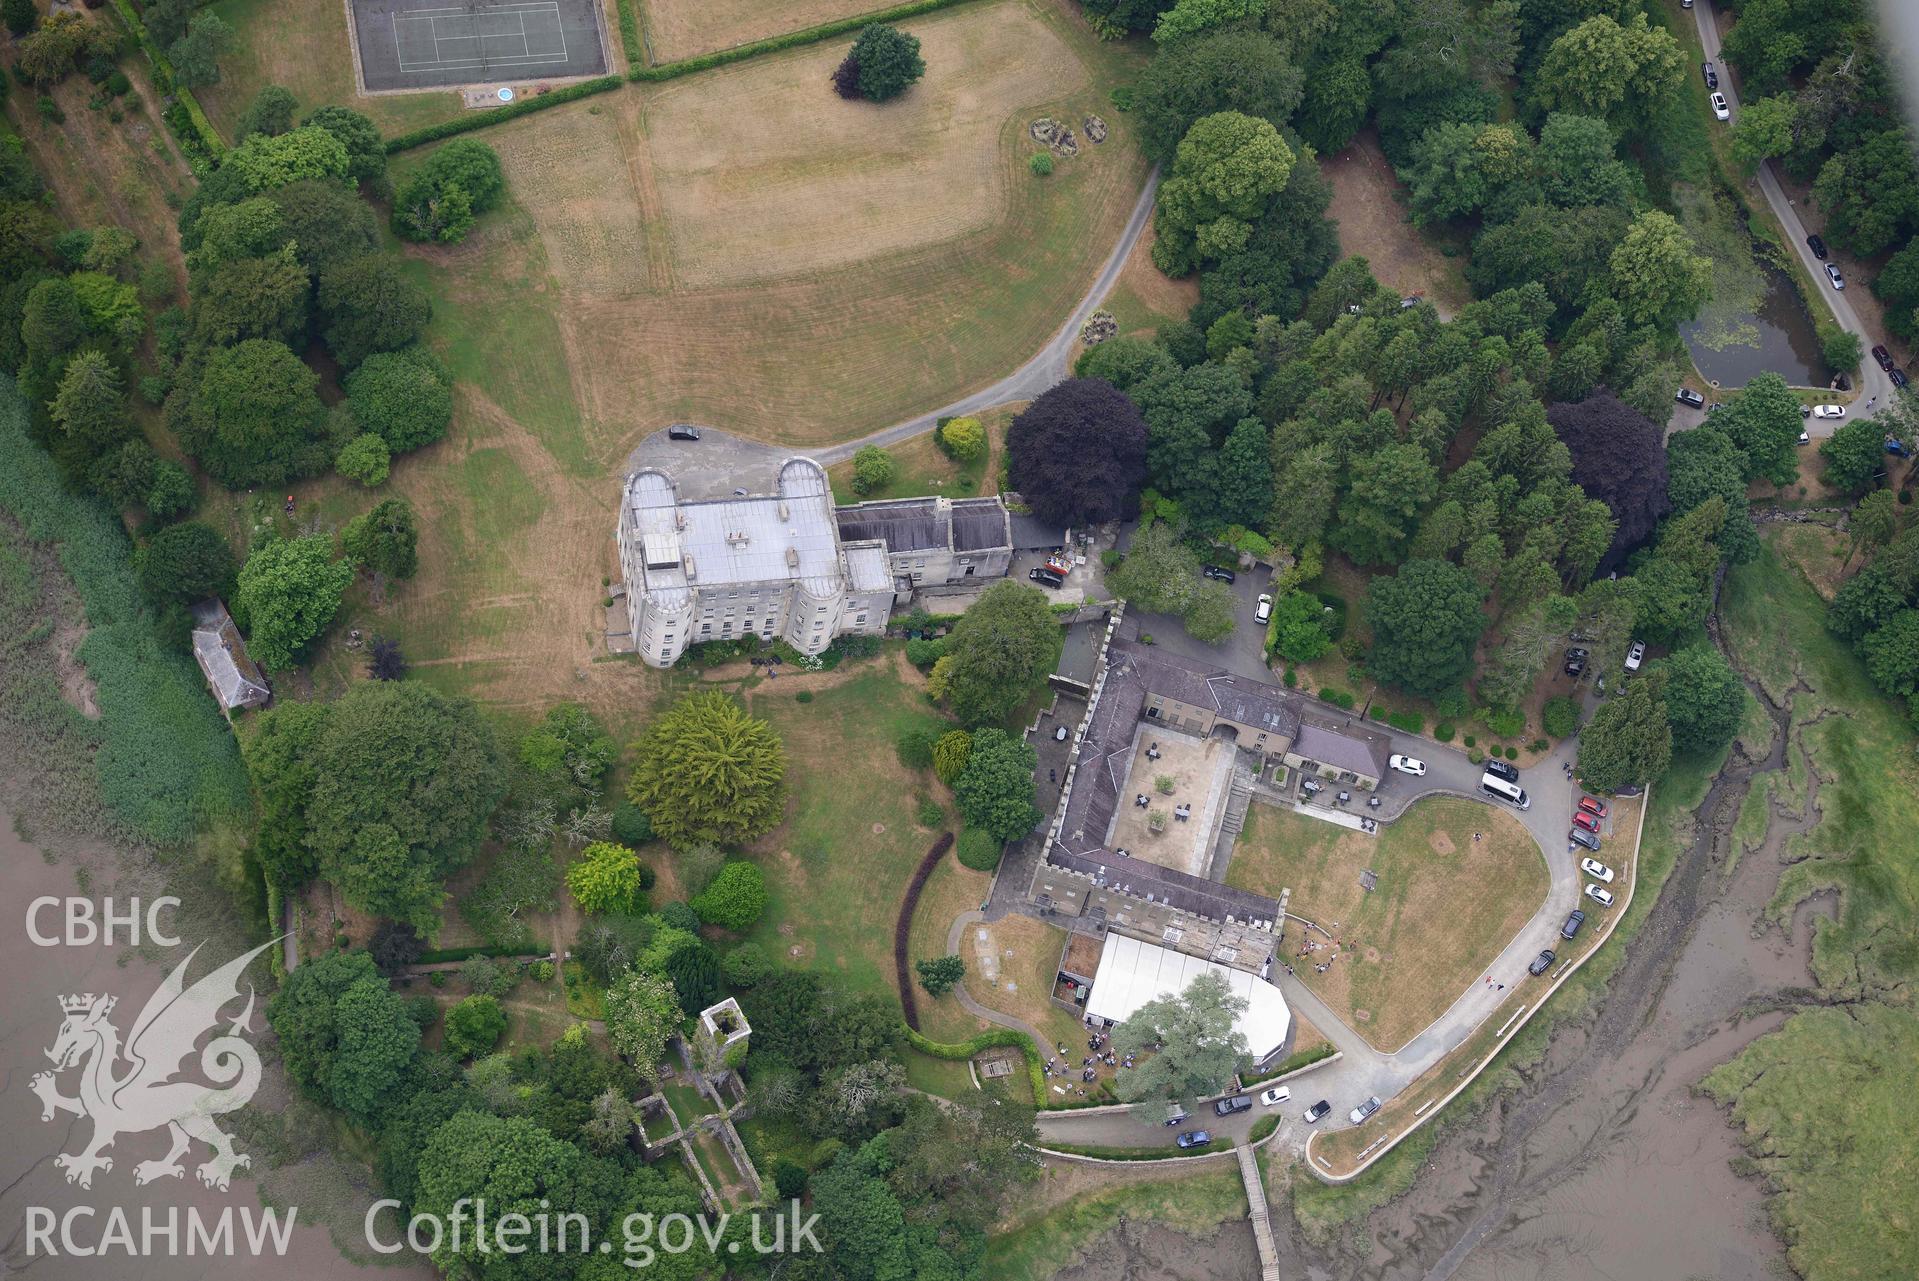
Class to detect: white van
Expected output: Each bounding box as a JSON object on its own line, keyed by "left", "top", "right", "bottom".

{"left": 1481, "top": 773, "right": 1530, "bottom": 809}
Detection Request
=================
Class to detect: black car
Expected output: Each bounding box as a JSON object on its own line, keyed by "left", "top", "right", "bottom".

{"left": 1303, "top": 1100, "right": 1332, "bottom": 1124}
{"left": 667, "top": 424, "right": 701, "bottom": 441}
{"left": 1676, "top": 388, "right": 1706, "bottom": 408}
{"left": 1214, "top": 1094, "right": 1253, "bottom": 1116}
{"left": 1028, "top": 567, "right": 1065, "bottom": 588}
{"left": 1561, "top": 909, "right": 1586, "bottom": 940}
{"left": 1701, "top": 61, "right": 1718, "bottom": 89}
{"left": 1484, "top": 758, "right": 1520, "bottom": 784}
{"left": 1564, "top": 655, "right": 1586, "bottom": 678}
{"left": 1874, "top": 344, "right": 1895, "bottom": 371}
{"left": 1894, "top": 369, "right": 1911, "bottom": 389}
{"left": 1528, "top": 949, "right": 1556, "bottom": 976}
{"left": 1808, "top": 233, "right": 1829, "bottom": 260}
{"left": 1202, "top": 565, "right": 1237, "bottom": 584}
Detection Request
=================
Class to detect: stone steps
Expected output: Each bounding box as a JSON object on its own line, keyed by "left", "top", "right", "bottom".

{"left": 1238, "top": 1143, "right": 1282, "bottom": 1281}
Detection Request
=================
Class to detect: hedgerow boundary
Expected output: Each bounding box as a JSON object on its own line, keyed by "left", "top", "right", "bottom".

{"left": 894, "top": 831, "right": 954, "bottom": 1031}
{"left": 107, "top": 0, "right": 227, "bottom": 165}
{"left": 383, "top": 0, "right": 984, "bottom": 152}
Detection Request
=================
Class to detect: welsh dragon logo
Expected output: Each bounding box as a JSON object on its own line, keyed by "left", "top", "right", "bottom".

{"left": 30, "top": 939, "right": 277, "bottom": 1191}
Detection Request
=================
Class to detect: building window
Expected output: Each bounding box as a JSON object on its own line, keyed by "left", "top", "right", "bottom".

{"left": 1146, "top": 705, "right": 1162, "bottom": 719}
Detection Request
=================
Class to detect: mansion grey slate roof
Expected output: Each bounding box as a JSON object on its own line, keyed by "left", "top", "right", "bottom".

{"left": 951, "top": 498, "right": 1012, "bottom": 552}
{"left": 1291, "top": 718, "right": 1391, "bottom": 779}
{"left": 836, "top": 498, "right": 944, "bottom": 551}
{"left": 1008, "top": 511, "right": 1068, "bottom": 551}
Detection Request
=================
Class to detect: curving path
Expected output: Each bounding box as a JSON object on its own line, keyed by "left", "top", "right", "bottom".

{"left": 1690, "top": 0, "right": 1894, "bottom": 432}
{"left": 814, "top": 171, "right": 1162, "bottom": 466}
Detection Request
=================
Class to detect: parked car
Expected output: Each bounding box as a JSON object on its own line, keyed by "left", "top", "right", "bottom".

{"left": 1894, "top": 369, "right": 1910, "bottom": 389}
{"left": 1164, "top": 1103, "right": 1190, "bottom": 1127}
{"left": 1528, "top": 949, "right": 1557, "bottom": 976}
{"left": 1874, "top": 344, "right": 1895, "bottom": 371}
{"left": 1585, "top": 883, "right": 1616, "bottom": 908}
{"left": 1676, "top": 387, "right": 1706, "bottom": 408}
{"left": 1813, "top": 404, "right": 1845, "bottom": 419}
{"left": 1483, "top": 758, "right": 1520, "bottom": 784}
{"left": 667, "top": 424, "right": 701, "bottom": 441}
{"left": 1624, "top": 639, "right": 1646, "bottom": 672}
{"left": 1303, "top": 1100, "right": 1332, "bottom": 1124}
{"left": 1054, "top": 724, "right": 1070, "bottom": 741}
{"left": 1202, "top": 565, "right": 1236, "bottom": 583}
{"left": 1799, "top": 428, "right": 1812, "bottom": 445}
{"left": 1028, "top": 567, "right": 1065, "bottom": 588}
{"left": 1045, "top": 553, "right": 1073, "bottom": 576}
{"left": 1808, "top": 233, "right": 1829, "bottom": 260}
{"left": 1581, "top": 856, "right": 1615, "bottom": 883}
{"left": 1349, "top": 1096, "right": 1382, "bottom": 1125}
{"left": 1579, "top": 796, "right": 1609, "bottom": 820}
{"left": 1260, "top": 1086, "right": 1292, "bottom": 1107}
{"left": 1571, "top": 827, "right": 1602, "bottom": 853}
{"left": 1710, "top": 92, "right": 1730, "bottom": 121}
{"left": 1254, "top": 593, "right": 1274, "bottom": 624}
{"left": 1389, "top": 754, "right": 1426, "bottom": 777}
{"left": 1215, "top": 1094, "right": 1253, "bottom": 1116}
{"left": 1564, "top": 646, "right": 1589, "bottom": 677}
{"left": 1573, "top": 810, "right": 1601, "bottom": 833}
{"left": 1701, "top": 61, "right": 1717, "bottom": 89}
{"left": 1175, "top": 1129, "right": 1212, "bottom": 1149}
{"left": 1826, "top": 263, "right": 1846, "bottom": 289}
{"left": 1561, "top": 909, "right": 1587, "bottom": 940}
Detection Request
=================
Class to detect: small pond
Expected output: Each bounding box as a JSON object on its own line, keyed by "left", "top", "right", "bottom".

{"left": 1681, "top": 258, "right": 1834, "bottom": 391}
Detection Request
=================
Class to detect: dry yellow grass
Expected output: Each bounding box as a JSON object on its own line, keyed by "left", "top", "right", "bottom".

{"left": 1229, "top": 797, "right": 1548, "bottom": 1053}
{"left": 641, "top": 0, "right": 889, "bottom": 62}
{"left": 644, "top": 5, "right": 1088, "bottom": 287}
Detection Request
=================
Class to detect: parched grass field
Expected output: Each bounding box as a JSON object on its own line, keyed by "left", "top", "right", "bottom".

{"left": 1227, "top": 797, "right": 1548, "bottom": 1053}
{"left": 640, "top": 0, "right": 897, "bottom": 64}
{"left": 1322, "top": 130, "right": 1471, "bottom": 319}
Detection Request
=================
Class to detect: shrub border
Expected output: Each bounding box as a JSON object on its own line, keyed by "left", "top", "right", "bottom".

{"left": 904, "top": 1024, "right": 1047, "bottom": 1107}
{"left": 614, "top": 0, "right": 642, "bottom": 65}
{"left": 416, "top": 943, "right": 552, "bottom": 964}
{"left": 107, "top": 0, "right": 227, "bottom": 160}
{"left": 628, "top": 0, "right": 976, "bottom": 83}
{"left": 1238, "top": 1042, "right": 1336, "bottom": 1086}
{"left": 893, "top": 833, "right": 953, "bottom": 1031}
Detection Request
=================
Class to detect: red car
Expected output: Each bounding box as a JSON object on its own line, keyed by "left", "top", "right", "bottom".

{"left": 1573, "top": 810, "right": 1602, "bottom": 833}
{"left": 1578, "top": 796, "right": 1609, "bottom": 820}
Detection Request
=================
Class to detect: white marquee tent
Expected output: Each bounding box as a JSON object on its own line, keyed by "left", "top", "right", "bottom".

{"left": 1082, "top": 932, "right": 1291, "bottom": 1063}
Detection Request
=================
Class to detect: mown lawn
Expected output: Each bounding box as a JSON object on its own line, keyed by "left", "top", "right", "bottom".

{"left": 829, "top": 431, "right": 989, "bottom": 506}
{"left": 1228, "top": 796, "right": 1547, "bottom": 1052}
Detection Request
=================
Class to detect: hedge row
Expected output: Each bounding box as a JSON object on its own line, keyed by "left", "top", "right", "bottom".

{"left": 615, "top": 0, "right": 643, "bottom": 66}
{"left": 384, "top": 75, "right": 624, "bottom": 153}
{"left": 904, "top": 1024, "right": 1046, "bottom": 1106}
{"left": 416, "top": 943, "right": 552, "bottom": 964}
{"left": 1041, "top": 1138, "right": 1227, "bottom": 1160}
{"left": 628, "top": 0, "right": 978, "bottom": 83}
{"left": 893, "top": 832, "right": 954, "bottom": 1031}
{"left": 1239, "top": 1042, "right": 1336, "bottom": 1086}
{"left": 108, "top": 0, "right": 226, "bottom": 160}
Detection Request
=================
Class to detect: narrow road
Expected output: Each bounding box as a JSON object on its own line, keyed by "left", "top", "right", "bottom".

{"left": 1691, "top": 0, "right": 1894, "bottom": 430}
{"left": 815, "top": 170, "right": 1161, "bottom": 465}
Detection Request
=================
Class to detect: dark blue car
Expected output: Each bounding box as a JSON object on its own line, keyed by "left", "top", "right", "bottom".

{"left": 1175, "top": 1129, "right": 1212, "bottom": 1149}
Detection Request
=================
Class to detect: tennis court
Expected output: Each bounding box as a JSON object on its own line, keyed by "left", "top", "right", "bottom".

{"left": 350, "top": 0, "right": 608, "bottom": 91}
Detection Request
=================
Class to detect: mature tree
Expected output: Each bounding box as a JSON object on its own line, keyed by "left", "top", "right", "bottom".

{"left": 265, "top": 949, "right": 418, "bottom": 1125}
{"left": 3, "top": 0, "right": 36, "bottom": 36}
{"left": 48, "top": 349, "right": 128, "bottom": 456}
{"left": 1478, "top": 593, "right": 1578, "bottom": 712}
{"left": 1193, "top": 157, "right": 1339, "bottom": 327}
{"left": 814, "top": 1059, "right": 908, "bottom": 1141}
{"left": 1533, "top": 113, "right": 1632, "bottom": 210}
{"left": 1297, "top": 54, "right": 1371, "bottom": 154}
{"left": 1848, "top": 489, "right": 1899, "bottom": 569}
{"left": 915, "top": 955, "right": 965, "bottom": 996}
{"left": 690, "top": 861, "right": 767, "bottom": 930}
{"left": 952, "top": 727, "right": 1043, "bottom": 842}
{"left": 1404, "top": 121, "right": 1530, "bottom": 226}
{"left": 304, "top": 680, "right": 507, "bottom": 930}
{"left": 1730, "top": 94, "right": 1796, "bottom": 174}
{"left": 233, "top": 535, "right": 353, "bottom": 670}
{"left": 1608, "top": 210, "right": 1712, "bottom": 328}
{"left": 1152, "top": 111, "right": 1294, "bottom": 277}
{"left": 171, "top": 338, "right": 325, "bottom": 488}
{"left": 340, "top": 347, "right": 452, "bottom": 453}
{"left": 1182, "top": 579, "right": 1238, "bottom": 643}
{"left": 1666, "top": 424, "right": 1761, "bottom": 565}
{"left": 1111, "top": 971, "right": 1247, "bottom": 1102}
{"left": 191, "top": 248, "right": 309, "bottom": 347}
{"left": 187, "top": 197, "right": 291, "bottom": 274}
{"left": 1577, "top": 669, "right": 1672, "bottom": 793}
{"left": 831, "top": 52, "right": 863, "bottom": 99}
{"left": 269, "top": 179, "right": 381, "bottom": 275}
{"left": 1660, "top": 643, "right": 1746, "bottom": 756}
{"left": 846, "top": 22, "right": 924, "bottom": 101}
{"left": 1106, "top": 521, "right": 1202, "bottom": 616}
{"left": 931, "top": 728, "right": 972, "bottom": 784}
{"left": 335, "top": 433, "right": 390, "bottom": 487}
{"left": 1152, "top": 0, "right": 1262, "bottom": 44}
{"left": 1331, "top": 441, "right": 1438, "bottom": 566}
{"left": 886, "top": 1091, "right": 1040, "bottom": 1232}
{"left": 135, "top": 522, "right": 237, "bottom": 606}
{"left": 318, "top": 254, "right": 432, "bottom": 368}
{"left": 566, "top": 841, "right": 645, "bottom": 915}
{"left": 1717, "top": 372, "right": 1802, "bottom": 486}
{"left": 1133, "top": 32, "right": 1302, "bottom": 164}
{"left": 1267, "top": 589, "right": 1332, "bottom": 662}
{"left": 939, "top": 414, "right": 985, "bottom": 460}
{"left": 412, "top": 1112, "right": 623, "bottom": 1281}
{"left": 391, "top": 138, "right": 502, "bottom": 242}
{"left": 938, "top": 580, "right": 1060, "bottom": 726}
{"left": 236, "top": 85, "right": 299, "bottom": 140}
{"left": 168, "top": 11, "right": 233, "bottom": 87}
{"left": 627, "top": 690, "right": 787, "bottom": 846}
{"left": 339, "top": 496, "right": 420, "bottom": 580}
{"left": 1006, "top": 379, "right": 1149, "bottom": 526}
{"left": 1813, "top": 127, "right": 1919, "bottom": 258}
{"left": 1863, "top": 609, "right": 1919, "bottom": 700}
{"left": 1365, "top": 558, "right": 1486, "bottom": 697}
{"left": 1534, "top": 12, "right": 1683, "bottom": 125}
{"left": 303, "top": 105, "right": 388, "bottom": 190}
{"left": 850, "top": 444, "right": 897, "bottom": 496}
{"left": 226, "top": 125, "right": 349, "bottom": 192}
{"left": 1198, "top": 414, "right": 1272, "bottom": 530}
{"left": 442, "top": 994, "right": 506, "bottom": 1060}
{"left": 603, "top": 969, "right": 683, "bottom": 1072}
{"left": 1549, "top": 387, "right": 1671, "bottom": 572}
